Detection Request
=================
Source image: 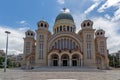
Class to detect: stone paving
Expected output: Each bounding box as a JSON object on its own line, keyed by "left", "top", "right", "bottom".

{"left": 0, "top": 69, "right": 120, "bottom": 80}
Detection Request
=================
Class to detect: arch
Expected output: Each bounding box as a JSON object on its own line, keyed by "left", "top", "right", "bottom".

{"left": 61, "top": 54, "right": 69, "bottom": 59}
{"left": 97, "top": 32, "right": 99, "bottom": 35}
{"left": 27, "top": 55, "right": 35, "bottom": 66}
{"left": 87, "top": 22, "right": 90, "bottom": 26}
{"left": 28, "top": 32, "right": 30, "bottom": 35}
{"left": 60, "top": 26, "right": 62, "bottom": 31}
{"left": 44, "top": 24, "right": 47, "bottom": 27}
{"left": 41, "top": 23, "right": 43, "bottom": 27}
{"left": 72, "top": 54, "right": 79, "bottom": 59}
{"left": 96, "top": 55, "right": 104, "bottom": 69}
{"left": 51, "top": 54, "right": 59, "bottom": 59}
{"left": 48, "top": 33, "right": 82, "bottom": 51}
{"left": 50, "top": 54, "right": 59, "bottom": 66}
{"left": 71, "top": 52, "right": 83, "bottom": 59}
{"left": 83, "top": 23, "right": 86, "bottom": 27}
{"left": 72, "top": 54, "right": 79, "bottom": 66}
{"left": 60, "top": 52, "right": 70, "bottom": 58}
{"left": 61, "top": 54, "right": 69, "bottom": 66}
{"left": 48, "top": 52, "right": 60, "bottom": 59}
{"left": 67, "top": 26, "right": 69, "bottom": 31}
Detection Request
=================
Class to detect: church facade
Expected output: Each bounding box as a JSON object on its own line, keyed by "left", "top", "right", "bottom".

{"left": 23, "top": 9, "right": 109, "bottom": 69}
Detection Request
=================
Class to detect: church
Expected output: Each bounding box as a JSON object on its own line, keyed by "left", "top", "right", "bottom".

{"left": 22, "top": 8, "right": 109, "bottom": 69}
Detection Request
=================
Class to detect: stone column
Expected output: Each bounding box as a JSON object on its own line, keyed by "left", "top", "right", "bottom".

{"left": 81, "top": 59, "right": 83, "bottom": 67}
{"left": 77, "top": 59, "right": 79, "bottom": 66}
{"left": 59, "top": 56, "right": 61, "bottom": 66}
{"left": 59, "top": 59, "right": 61, "bottom": 66}
{"left": 48, "top": 59, "right": 50, "bottom": 66}
{"left": 70, "top": 57, "right": 72, "bottom": 66}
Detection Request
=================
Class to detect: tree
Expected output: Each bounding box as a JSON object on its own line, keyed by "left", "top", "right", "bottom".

{"left": 0, "top": 56, "right": 17, "bottom": 68}
{"left": 108, "top": 54, "right": 120, "bottom": 68}
{"left": 0, "top": 56, "right": 4, "bottom": 68}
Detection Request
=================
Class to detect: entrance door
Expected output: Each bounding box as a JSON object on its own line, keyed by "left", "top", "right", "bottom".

{"left": 72, "top": 60, "right": 77, "bottom": 66}
{"left": 63, "top": 60, "right": 67, "bottom": 66}
{"left": 53, "top": 60, "right": 58, "bottom": 66}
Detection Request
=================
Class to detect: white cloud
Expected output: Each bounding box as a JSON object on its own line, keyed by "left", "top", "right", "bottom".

{"left": 84, "top": 0, "right": 120, "bottom": 21}
{"left": 19, "top": 20, "right": 26, "bottom": 24}
{"left": 73, "top": 12, "right": 120, "bottom": 53}
{"left": 111, "top": 6, "right": 120, "bottom": 21}
{"left": 73, "top": 13, "right": 86, "bottom": 32}
{"left": 0, "top": 26, "right": 28, "bottom": 55}
{"left": 92, "top": 17, "right": 120, "bottom": 53}
{"left": 98, "top": 0, "right": 120, "bottom": 12}
{"left": 84, "top": 0, "right": 104, "bottom": 14}
{"left": 84, "top": 2, "right": 100, "bottom": 14}
{"left": 97, "top": 0, "right": 120, "bottom": 21}
{"left": 57, "top": 0, "right": 65, "bottom": 4}
{"left": 104, "top": 14, "right": 111, "bottom": 19}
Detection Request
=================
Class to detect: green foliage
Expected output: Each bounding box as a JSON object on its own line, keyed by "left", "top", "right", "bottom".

{"left": 0, "top": 56, "right": 4, "bottom": 68}
{"left": 0, "top": 56, "right": 17, "bottom": 68}
{"left": 108, "top": 54, "right": 120, "bottom": 67}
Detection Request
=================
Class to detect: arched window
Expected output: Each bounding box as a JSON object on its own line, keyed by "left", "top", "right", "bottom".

{"left": 87, "top": 42, "right": 92, "bottom": 59}
{"left": 57, "top": 27, "right": 59, "bottom": 32}
{"left": 101, "top": 32, "right": 103, "bottom": 35}
{"left": 83, "top": 23, "right": 86, "bottom": 27}
{"left": 71, "top": 27, "right": 72, "bottom": 32}
{"left": 63, "top": 25, "right": 66, "bottom": 31}
{"left": 41, "top": 23, "right": 43, "bottom": 27}
{"left": 28, "top": 32, "right": 30, "bottom": 35}
{"left": 64, "top": 39, "right": 67, "bottom": 49}
{"left": 87, "top": 22, "right": 90, "bottom": 26}
{"left": 58, "top": 40, "right": 60, "bottom": 49}
{"left": 67, "top": 39, "right": 69, "bottom": 49}
{"left": 45, "top": 24, "right": 47, "bottom": 27}
{"left": 97, "top": 32, "right": 99, "bottom": 35}
{"left": 31, "top": 33, "right": 33, "bottom": 36}
{"left": 70, "top": 40, "right": 72, "bottom": 49}
{"left": 60, "top": 26, "right": 62, "bottom": 31}
{"left": 61, "top": 39, "right": 63, "bottom": 49}
{"left": 55, "top": 42, "right": 57, "bottom": 49}
{"left": 73, "top": 42, "right": 75, "bottom": 49}
{"left": 67, "top": 26, "right": 69, "bottom": 31}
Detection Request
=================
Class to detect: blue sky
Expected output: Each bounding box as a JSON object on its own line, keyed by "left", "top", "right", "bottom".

{"left": 0, "top": 0, "right": 120, "bottom": 55}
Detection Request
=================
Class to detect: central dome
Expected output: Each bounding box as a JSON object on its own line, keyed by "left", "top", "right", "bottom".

{"left": 55, "top": 12, "right": 74, "bottom": 22}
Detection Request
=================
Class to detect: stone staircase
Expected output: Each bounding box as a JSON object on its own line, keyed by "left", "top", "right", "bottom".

{"left": 26, "top": 66, "right": 103, "bottom": 72}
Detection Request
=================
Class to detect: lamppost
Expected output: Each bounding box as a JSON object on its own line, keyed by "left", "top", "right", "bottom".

{"left": 4, "top": 31, "right": 11, "bottom": 72}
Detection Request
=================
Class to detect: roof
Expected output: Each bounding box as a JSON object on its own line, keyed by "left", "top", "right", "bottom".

{"left": 55, "top": 12, "right": 74, "bottom": 22}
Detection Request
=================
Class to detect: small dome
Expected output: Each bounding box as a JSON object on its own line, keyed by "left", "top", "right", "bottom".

{"left": 55, "top": 12, "right": 74, "bottom": 22}
{"left": 26, "top": 29, "right": 34, "bottom": 33}
{"left": 97, "top": 29, "right": 104, "bottom": 32}
{"left": 25, "top": 29, "right": 35, "bottom": 37}
{"left": 37, "top": 20, "right": 49, "bottom": 28}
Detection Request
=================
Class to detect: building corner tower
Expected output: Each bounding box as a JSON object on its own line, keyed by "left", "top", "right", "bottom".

{"left": 35, "top": 20, "right": 51, "bottom": 66}
{"left": 23, "top": 30, "right": 35, "bottom": 68}
{"left": 81, "top": 20, "right": 96, "bottom": 67}
{"left": 95, "top": 29, "right": 109, "bottom": 69}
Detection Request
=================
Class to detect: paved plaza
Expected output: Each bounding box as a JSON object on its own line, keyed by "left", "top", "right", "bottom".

{"left": 0, "top": 69, "right": 120, "bottom": 80}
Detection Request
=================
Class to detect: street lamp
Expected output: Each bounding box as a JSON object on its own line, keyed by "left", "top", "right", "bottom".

{"left": 4, "top": 31, "right": 11, "bottom": 72}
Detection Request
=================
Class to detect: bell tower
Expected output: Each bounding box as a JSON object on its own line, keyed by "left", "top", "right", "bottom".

{"left": 35, "top": 20, "right": 51, "bottom": 66}
{"left": 81, "top": 20, "right": 96, "bottom": 67}
{"left": 23, "top": 30, "right": 35, "bottom": 67}
{"left": 95, "top": 29, "right": 109, "bottom": 68}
